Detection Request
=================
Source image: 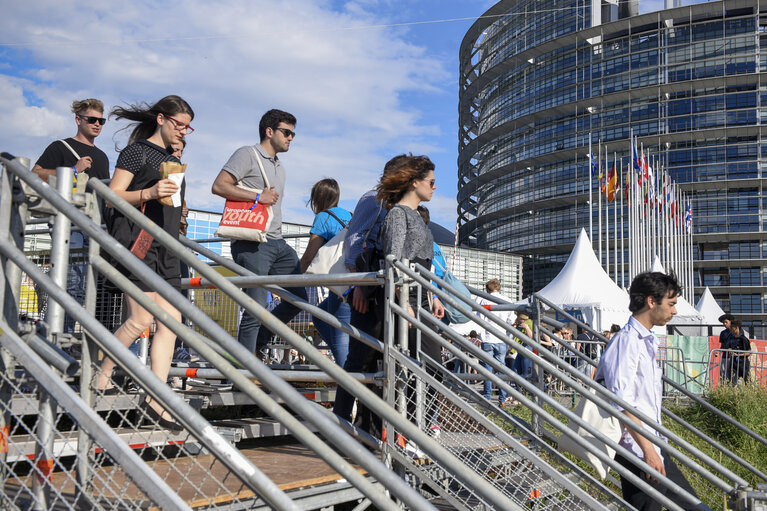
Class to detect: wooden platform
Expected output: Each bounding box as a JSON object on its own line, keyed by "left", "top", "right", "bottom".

{"left": 4, "top": 443, "right": 366, "bottom": 509}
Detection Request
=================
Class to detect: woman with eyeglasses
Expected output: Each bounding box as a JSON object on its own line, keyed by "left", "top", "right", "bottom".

{"left": 299, "top": 178, "right": 353, "bottom": 367}
{"left": 96, "top": 95, "right": 194, "bottom": 431}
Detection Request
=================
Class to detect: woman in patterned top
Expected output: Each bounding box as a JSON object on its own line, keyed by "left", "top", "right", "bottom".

{"left": 376, "top": 155, "right": 445, "bottom": 359}
{"left": 96, "top": 95, "right": 194, "bottom": 431}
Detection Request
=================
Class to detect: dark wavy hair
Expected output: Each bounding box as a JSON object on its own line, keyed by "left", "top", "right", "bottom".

{"left": 628, "top": 271, "right": 682, "bottom": 313}
{"left": 259, "top": 109, "right": 296, "bottom": 141}
{"left": 111, "top": 95, "right": 194, "bottom": 147}
{"left": 308, "top": 178, "right": 340, "bottom": 214}
{"left": 375, "top": 154, "right": 434, "bottom": 209}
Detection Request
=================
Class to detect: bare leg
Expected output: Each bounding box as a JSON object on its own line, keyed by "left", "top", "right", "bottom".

{"left": 96, "top": 295, "right": 153, "bottom": 390}
{"left": 143, "top": 292, "right": 181, "bottom": 420}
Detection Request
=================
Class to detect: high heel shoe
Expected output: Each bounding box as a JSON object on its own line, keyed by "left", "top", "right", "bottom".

{"left": 140, "top": 400, "right": 184, "bottom": 432}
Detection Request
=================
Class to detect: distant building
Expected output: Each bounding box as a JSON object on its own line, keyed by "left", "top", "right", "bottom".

{"left": 458, "top": 0, "right": 767, "bottom": 337}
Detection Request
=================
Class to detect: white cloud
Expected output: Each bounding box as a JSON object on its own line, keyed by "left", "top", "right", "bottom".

{"left": 0, "top": 0, "right": 457, "bottom": 226}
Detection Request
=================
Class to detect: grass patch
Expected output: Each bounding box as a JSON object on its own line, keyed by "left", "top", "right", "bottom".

{"left": 665, "top": 383, "right": 767, "bottom": 504}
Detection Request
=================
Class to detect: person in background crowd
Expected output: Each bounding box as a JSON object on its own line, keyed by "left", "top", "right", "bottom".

{"left": 727, "top": 319, "right": 751, "bottom": 384}
{"left": 33, "top": 98, "right": 111, "bottom": 334}
{"left": 97, "top": 95, "right": 194, "bottom": 431}
{"left": 577, "top": 326, "right": 599, "bottom": 374}
{"left": 511, "top": 311, "right": 537, "bottom": 386}
{"left": 417, "top": 205, "right": 450, "bottom": 327}
{"left": 718, "top": 313, "right": 735, "bottom": 383}
{"left": 596, "top": 271, "right": 700, "bottom": 510}
{"left": 211, "top": 109, "right": 308, "bottom": 360}
{"left": 299, "top": 178, "right": 352, "bottom": 367}
{"left": 476, "top": 279, "right": 516, "bottom": 407}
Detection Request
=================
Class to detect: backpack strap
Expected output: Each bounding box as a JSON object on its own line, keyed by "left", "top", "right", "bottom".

{"left": 325, "top": 208, "right": 349, "bottom": 229}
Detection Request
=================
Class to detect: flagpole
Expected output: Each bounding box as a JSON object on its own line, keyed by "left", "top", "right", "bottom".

{"left": 689, "top": 198, "right": 694, "bottom": 303}
{"left": 613, "top": 152, "right": 618, "bottom": 285}
{"left": 605, "top": 151, "right": 610, "bottom": 275}
{"left": 620, "top": 158, "right": 625, "bottom": 288}
{"left": 598, "top": 141, "right": 603, "bottom": 264}
{"left": 589, "top": 133, "right": 594, "bottom": 245}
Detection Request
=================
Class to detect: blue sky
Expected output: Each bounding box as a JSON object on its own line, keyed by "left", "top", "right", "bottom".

{"left": 1, "top": 0, "right": 666, "bottom": 229}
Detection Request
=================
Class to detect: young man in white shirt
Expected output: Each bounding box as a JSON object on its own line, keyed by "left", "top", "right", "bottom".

{"left": 595, "top": 271, "right": 699, "bottom": 510}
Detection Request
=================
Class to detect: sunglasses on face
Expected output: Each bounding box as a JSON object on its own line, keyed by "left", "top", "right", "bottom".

{"left": 78, "top": 115, "right": 106, "bottom": 126}
{"left": 274, "top": 127, "right": 296, "bottom": 138}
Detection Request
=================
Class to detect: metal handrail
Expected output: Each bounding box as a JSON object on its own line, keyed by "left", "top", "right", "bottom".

{"left": 0, "top": 325, "right": 193, "bottom": 511}
{"left": 1, "top": 157, "right": 425, "bottom": 511}
{"left": 535, "top": 292, "right": 767, "bottom": 448}
{"left": 398, "top": 259, "right": 767, "bottom": 505}
{"left": 390, "top": 258, "right": 707, "bottom": 511}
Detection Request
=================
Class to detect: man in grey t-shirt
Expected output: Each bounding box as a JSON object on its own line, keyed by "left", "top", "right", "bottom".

{"left": 212, "top": 109, "right": 308, "bottom": 356}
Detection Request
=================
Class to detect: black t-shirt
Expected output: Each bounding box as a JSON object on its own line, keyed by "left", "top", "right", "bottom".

{"left": 577, "top": 332, "right": 598, "bottom": 359}
{"left": 108, "top": 140, "right": 185, "bottom": 289}
{"left": 35, "top": 138, "right": 110, "bottom": 180}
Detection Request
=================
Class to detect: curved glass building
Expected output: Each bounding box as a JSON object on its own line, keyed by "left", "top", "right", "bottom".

{"left": 458, "top": 0, "right": 767, "bottom": 335}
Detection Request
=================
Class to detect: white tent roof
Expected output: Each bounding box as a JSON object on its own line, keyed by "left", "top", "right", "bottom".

{"left": 695, "top": 287, "right": 725, "bottom": 325}
{"left": 532, "top": 229, "right": 631, "bottom": 324}
{"left": 649, "top": 256, "right": 704, "bottom": 325}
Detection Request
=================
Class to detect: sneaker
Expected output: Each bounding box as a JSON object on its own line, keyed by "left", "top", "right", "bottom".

{"left": 174, "top": 347, "right": 191, "bottom": 362}
{"left": 429, "top": 424, "right": 441, "bottom": 438}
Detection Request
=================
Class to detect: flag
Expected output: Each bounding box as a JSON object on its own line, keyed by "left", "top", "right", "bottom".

{"left": 640, "top": 148, "right": 649, "bottom": 187}
{"left": 684, "top": 203, "right": 693, "bottom": 233}
{"left": 607, "top": 163, "right": 618, "bottom": 202}
{"left": 599, "top": 159, "right": 605, "bottom": 192}
{"left": 589, "top": 150, "right": 597, "bottom": 177}
{"left": 632, "top": 136, "right": 641, "bottom": 175}
{"left": 625, "top": 169, "right": 630, "bottom": 202}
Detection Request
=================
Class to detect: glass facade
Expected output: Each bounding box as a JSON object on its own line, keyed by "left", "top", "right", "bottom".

{"left": 459, "top": 0, "right": 767, "bottom": 336}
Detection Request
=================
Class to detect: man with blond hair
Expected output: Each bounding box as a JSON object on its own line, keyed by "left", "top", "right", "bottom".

{"left": 33, "top": 98, "right": 110, "bottom": 183}
{"left": 33, "top": 99, "right": 111, "bottom": 333}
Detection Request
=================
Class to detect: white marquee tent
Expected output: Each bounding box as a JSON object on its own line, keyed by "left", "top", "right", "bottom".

{"left": 520, "top": 229, "right": 631, "bottom": 331}
{"left": 695, "top": 287, "right": 725, "bottom": 325}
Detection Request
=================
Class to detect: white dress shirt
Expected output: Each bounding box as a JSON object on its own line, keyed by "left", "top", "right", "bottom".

{"left": 595, "top": 316, "right": 665, "bottom": 461}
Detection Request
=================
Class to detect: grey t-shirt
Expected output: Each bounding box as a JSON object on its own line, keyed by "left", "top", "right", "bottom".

{"left": 222, "top": 144, "right": 285, "bottom": 239}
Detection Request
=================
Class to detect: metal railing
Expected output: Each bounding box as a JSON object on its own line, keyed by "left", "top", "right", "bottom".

{"left": 707, "top": 349, "right": 766, "bottom": 389}
{"left": 2, "top": 151, "right": 766, "bottom": 510}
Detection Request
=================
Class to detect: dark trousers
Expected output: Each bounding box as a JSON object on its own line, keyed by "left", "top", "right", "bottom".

{"left": 332, "top": 289, "right": 385, "bottom": 435}
{"left": 231, "top": 238, "right": 308, "bottom": 353}
{"left": 615, "top": 452, "right": 700, "bottom": 511}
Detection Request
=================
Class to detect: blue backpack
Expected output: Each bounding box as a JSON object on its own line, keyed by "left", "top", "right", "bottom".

{"left": 433, "top": 259, "right": 473, "bottom": 324}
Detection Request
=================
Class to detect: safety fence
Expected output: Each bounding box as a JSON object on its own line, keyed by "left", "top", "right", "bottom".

{"left": 2, "top": 153, "right": 767, "bottom": 510}
{"left": 707, "top": 349, "right": 767, "bottom": 389}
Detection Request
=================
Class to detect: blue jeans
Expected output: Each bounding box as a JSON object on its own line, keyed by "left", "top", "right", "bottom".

{"left": 231, "top": 238, "right": 308, "bottom": 353}
{"left": 64, "top": 231, "right": 88, "bottom": 333}
{"left": 481, "top": 342, "right": 508, "bottom": 404}
{"left": 513, "top": 344, "right": 534, "bottom": 379}
{"left": 313, "top": 292, "right": 350, "bottom": 368}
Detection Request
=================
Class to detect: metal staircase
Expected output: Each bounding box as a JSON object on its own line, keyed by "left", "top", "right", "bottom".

{"left": 1, "top": 152, "right": 766, "bottom": 510}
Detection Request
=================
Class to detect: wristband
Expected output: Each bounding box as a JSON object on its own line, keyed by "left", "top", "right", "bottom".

{"left": 432, "top": 295, "right": 439, "bottom": 300}
{"left": 250, "top": 193, "right": 261, "bottom": 210}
